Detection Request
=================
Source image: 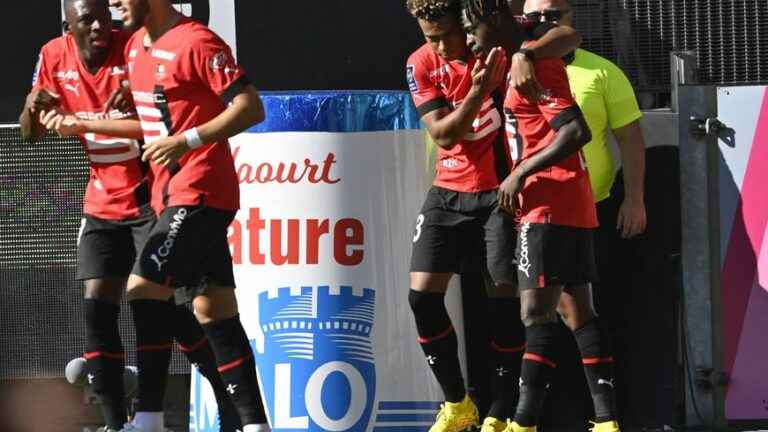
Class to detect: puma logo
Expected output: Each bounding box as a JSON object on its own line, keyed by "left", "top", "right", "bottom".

{"left": 149, "top": 254, "right": 168, "bottom": 272}
{"left": 598, "top": 378, "right": 615, "bottom": 389}
{"left": 64, "top": 83, "right": 80, "bottom": 97}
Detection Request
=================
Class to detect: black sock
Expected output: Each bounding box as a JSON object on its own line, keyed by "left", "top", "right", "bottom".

{"left": 84, "top": 299, "right": 126, "bottom": 429}
{"left": 171, "top": 302, "right": 242, "bottom": 430}
{"left": 574, "top": 319, "right": 617, "bottom": 422}
{"left": 408, "top": 290, "right": 466, "bottom": 403}
{"left": 514, "top": 322, "right": 559, "bottom": 427}
{"left": 202, "top": 315, "right": 267, "bottom": 426}
{"left": 130, "top": 299, "right": 174, "bottom": 412}
{"left": 487, "top": 297, "right": 525, "bottom": 421}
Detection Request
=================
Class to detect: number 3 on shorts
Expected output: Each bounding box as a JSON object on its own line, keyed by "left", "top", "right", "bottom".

{"left": 412, "top": 214, "right": 425, "bottom": 243}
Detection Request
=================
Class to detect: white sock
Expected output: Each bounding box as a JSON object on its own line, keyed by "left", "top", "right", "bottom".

{"left": 243, "top": 424, "right": 270, "bottom": 432}
{"left": 131, "top": 411, "right": 164, "bottom": 432}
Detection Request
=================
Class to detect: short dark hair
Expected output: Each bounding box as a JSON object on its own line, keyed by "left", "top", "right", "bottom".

{"left": 406, "top": 0, "right": 461, "bottom": 22}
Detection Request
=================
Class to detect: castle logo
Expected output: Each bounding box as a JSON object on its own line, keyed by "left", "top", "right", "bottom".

{"left": 256, "top": 285, "right": 376, "bottom": 431}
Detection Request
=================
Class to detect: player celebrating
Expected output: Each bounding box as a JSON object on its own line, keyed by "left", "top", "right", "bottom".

{"left": 22, "top": 1, "right": 242, "bottom": 431}
{"left": 405, "top": 1, "right": 581, "bottom": 431}
{"left": 83, "top": 1, "right": 268, "bottom": 431}
{"left": 461, "top": 0, "right": 620, "bottom": 431}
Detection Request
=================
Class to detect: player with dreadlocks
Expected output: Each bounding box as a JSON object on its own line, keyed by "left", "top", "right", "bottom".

{"left": 404, "top": 1, "right": 581, "bottom": 431}
{"left": 461, "top": 1, "right": 620, "bottom": 432}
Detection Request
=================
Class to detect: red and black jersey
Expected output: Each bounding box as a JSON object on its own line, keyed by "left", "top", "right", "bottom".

{"left": 503, "top": 57, "right": 597, "bottom": 228}
{"left": 126, "top": 17, "right": 248, "bottom": 214}
{"left": 406, "top": 45, "right": 508, "bottom": 193}
{"left": 32, "top": 30, "right": 149, "bottom": 220}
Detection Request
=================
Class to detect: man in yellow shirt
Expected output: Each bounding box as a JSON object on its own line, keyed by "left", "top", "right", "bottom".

{"left": 523, "top": 0, "right": 647, "bottom": 236}
{"left": 522, "top": 0, "right": 648, "bottom": 429}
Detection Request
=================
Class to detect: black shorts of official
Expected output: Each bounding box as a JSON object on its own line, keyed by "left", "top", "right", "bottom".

{"left": 132, "top": 206, "right": 236, "bottom": 303}
{"left": 409, "top": 186, "right": 517, "bottom": 286}
{"left": 515, "top": 222, "right": 599, "bottom": 290}
{"left": 76, "top": 209, "right": 155, "bottom": 281}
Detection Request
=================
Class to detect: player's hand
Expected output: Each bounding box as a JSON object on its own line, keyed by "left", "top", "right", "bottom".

{"left": 617, "top": 196, "right": 647, "bottom": 238}
{"left": 104, "top": 83, "right": 134, "bottom": 114}
{"left": 142, "top": 135, "right": 189, "bottom": 167}
{"left": 39, "top": 108, "right": 86, "bottom": 137}
{"left": 498, "top": 170, "right": 525, "bottom": 214}
{"left": 470, "top": 47, "right": 508, "bottom": 98}
{"left": 509, "top": 51, "right": 543, "bottom": 102}
{"left": 26, "top": 89, "right": 60, "bottom": 115}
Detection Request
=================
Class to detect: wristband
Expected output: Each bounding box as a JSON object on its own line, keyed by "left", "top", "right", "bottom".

{"left": 183, "top": 127, "right": 203, "bottom": 149}
{"left": 517, "top": 48, "right": 536, "bottom": 62}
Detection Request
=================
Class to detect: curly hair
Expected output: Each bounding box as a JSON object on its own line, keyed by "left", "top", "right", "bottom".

{"left": 460, "top": 0, "right": 508, "bottom": 27}
{"left": 406, "top": 0, "right": 461, "bottom": 22}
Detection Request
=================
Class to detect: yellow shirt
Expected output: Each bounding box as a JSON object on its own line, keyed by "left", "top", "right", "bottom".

{"left": 566, "top": 49, "right": 642, "bottom": 202}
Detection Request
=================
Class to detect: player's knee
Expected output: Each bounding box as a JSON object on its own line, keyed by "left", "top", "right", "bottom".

{"left": 126, "top": 276, "right": 173, "bottom": 302}
{"left": 410, "top": 272, "right": 451, "bottom": 293}
{"left": 83, "top": 278, "right": 124, "bottom": 304}
{"left": 520, "top": 300, "right": 558, "bottom": 327}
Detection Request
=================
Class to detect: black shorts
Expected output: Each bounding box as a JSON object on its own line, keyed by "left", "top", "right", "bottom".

{"left": 132, "top": 206, "right": 237, "bottom": 302}
{"left": 410, "top": 186, "right": 517, "bottom": 285}
{"left": 76, "top": 210, "right": 155, "bottom": 281}
{"left": 516, "top": 222, "right": 598, "bottom": 290}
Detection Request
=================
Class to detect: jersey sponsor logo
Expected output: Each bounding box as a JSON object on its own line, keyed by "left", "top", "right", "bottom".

{"left": 151, "top": 48, "right": 176, "bottom": 61}
{"left": 441, "top": 158, "right": 459, "bottom": 169}
{"left": 255, "top": 286, "right": 377, "bottom": 431}
{"left": 110, "top": 66, "right": 126, "bottom": 76}
{"left": 55, "top": 70, "right": 80, "bottom": 81}
{"left": 75, "top": 110, "right": 133, "bottom": 120}
{"left": 149, "top": 207, "right": 188, "bottom": 271}
{"left": 406, "top": 65, "right": 418, "bottom": 92}
{"left": 132, "top": 91, "right": 168, "bottom": 105}
{"left": 518, "top": 222, "right": 532, "bottom": 278}
{"left": 128, "top": 49, "right": 138, "bottom": 58}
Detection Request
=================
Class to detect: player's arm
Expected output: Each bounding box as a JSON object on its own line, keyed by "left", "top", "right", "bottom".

{"left": 81, "top": 118, "right": 144, "bottom": 139}
{"left": 20, "top": 90, "right": 60, "bottom": 142}
{"left": 524, "top": 24, "right": 581, "bottom": 59}
{"left": 510, "top": 23, "right": 581, "bottom": 101}
{"left": 39, "top": 86, "right": 143, "bottom": 139}
{"left": 186, "top": 85, "right": 264, "bottom": 147}
{"left": 19, "top": 52, "right": 60, "bottom": 143}
{"left": 142, "top": 83, "right": 264, "bottom": 166}
{"left": 498, "top": 60, "right": 591, "bottom": 211}
{"left": 515, "top": 114, "right": 591, "bottom": 178}
{"left": 418, "top": 48, "right": 507, "bottom": 149}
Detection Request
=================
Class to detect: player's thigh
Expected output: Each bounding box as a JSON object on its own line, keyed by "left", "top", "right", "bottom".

{"left": 483, "top": 208, "right": 519, "bottom": 297}
{"left": 176, "top": 213, "right": 238, "bottom": 309}
{"left": 410, "top": 189, "right": 463, "bottom": 287}
{"left": 546, "top": 225, "right": 599, "bottom": 288}
{"left": 77, "top": 216, "right": 134, "bottom": 301}
{"left": 132, "top": 206, "right": 231, "bottom": 289}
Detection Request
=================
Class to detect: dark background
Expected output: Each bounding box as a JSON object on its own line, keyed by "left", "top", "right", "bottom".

{"left": 0, "top": 0, "right": 425, "bottom": 123}
{"left": 3, "top": 0, "right": 768, "bottom": 122}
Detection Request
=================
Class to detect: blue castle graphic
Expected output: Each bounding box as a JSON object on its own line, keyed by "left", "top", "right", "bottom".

{"left": 256, "top": 285, "right": 377, "bottom": 432}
